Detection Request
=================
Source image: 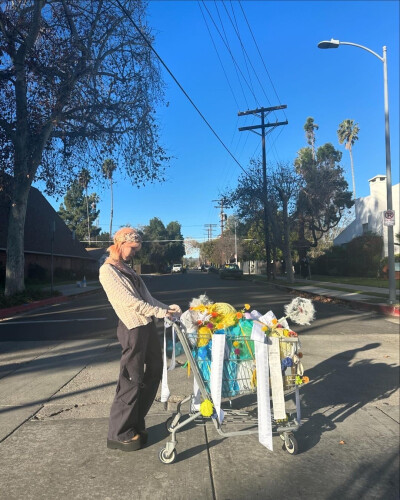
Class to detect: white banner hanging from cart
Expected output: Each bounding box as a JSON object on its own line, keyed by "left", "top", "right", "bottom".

{"left": 210, "top": 333, "right": 226, "bottom": 423}
{"left": 253, "top": 322, "right": 273, "bottom": 451}
{"left": 269, "top": 337, "right": 287, "bottom": 420}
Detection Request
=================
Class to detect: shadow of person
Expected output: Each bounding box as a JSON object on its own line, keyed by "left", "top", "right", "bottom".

{"left": 293, "top": 343, "right": 399, "bottom": 451}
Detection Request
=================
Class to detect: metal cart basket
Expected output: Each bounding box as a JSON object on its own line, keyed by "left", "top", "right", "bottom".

{"left": 159, "top": 321, "right": 302, "bottom": 464}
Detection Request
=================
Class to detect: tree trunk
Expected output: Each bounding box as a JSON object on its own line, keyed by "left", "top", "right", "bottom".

{"left": 5, "top": 179, "right": 31, "bottom": 296}
{"left": 349, "top": 146, "right": 356, "bottom": 200}
{"left": 86, "top": 187, "right": 90, "bottom": 246}
{"left": 282, "top": 200, "right": 294, "bottom": 283}
{"left": 109, "top": 177, "right": 113, "bottom": 238}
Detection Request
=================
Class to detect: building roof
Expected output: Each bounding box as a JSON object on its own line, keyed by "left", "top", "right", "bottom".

{"left": 0, "top": 182, "right": 95, "bottom": 260}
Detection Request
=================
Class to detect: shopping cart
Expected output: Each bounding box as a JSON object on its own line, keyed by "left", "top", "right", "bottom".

{"left": 159, "top": 320, "right": 303, "bottom": 464}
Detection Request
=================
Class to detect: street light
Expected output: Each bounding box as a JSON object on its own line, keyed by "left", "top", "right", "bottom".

{"left": 318, "top": 38, "right": 397, "bottom": 305}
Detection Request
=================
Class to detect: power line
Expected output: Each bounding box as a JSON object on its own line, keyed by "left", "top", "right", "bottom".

{"left": 238, "top": 1, "right": 287, "bottom": 121}
{"left": 113, "top": 0, "right": 248, "bottom": 176}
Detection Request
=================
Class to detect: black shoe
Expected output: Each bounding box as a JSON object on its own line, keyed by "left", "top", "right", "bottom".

{"left": 107, "top": 435, "right": 141, "bottom": 452}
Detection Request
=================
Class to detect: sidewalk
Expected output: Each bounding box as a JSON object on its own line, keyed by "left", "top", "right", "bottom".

{"left": 0, "top": 281, "right": 102, "bottom": 320}
{"left": 0, "top": 318, "right": 398, "bottom": 499}
{"left": 253, "top": 276, "right": 400, "bottom": 318}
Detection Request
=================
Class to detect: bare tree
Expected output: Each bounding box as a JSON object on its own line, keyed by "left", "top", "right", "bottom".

{"left": 0, "top": 1, "right": 168, "bottom": 295}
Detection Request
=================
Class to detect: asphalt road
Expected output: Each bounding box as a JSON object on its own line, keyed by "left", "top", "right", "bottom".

{"left": 0, "top": 270, "right": 398, "bottom": 341}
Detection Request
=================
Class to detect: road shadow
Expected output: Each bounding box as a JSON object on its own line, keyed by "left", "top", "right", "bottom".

{"left": 295, "top": 342, "right": 399, "bottom": 452}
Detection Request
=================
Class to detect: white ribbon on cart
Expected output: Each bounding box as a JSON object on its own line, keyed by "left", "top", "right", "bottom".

{"left": 252, "top": 321, "right": 273, "bottom": 451}
{"left": 160, "top": 319, "right": 177, "bottom": 403}
{"left": 210, "top": 333, "right": 225, "bottom": 423}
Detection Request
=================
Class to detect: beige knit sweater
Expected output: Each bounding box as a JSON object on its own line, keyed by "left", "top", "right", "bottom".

{"left": 99, "top": 263, "right": 169, "bottom": 329}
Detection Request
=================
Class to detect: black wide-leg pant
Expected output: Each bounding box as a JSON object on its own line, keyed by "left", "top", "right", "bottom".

{"left": 108, "top": 319, "right": 163, "bottom": 442}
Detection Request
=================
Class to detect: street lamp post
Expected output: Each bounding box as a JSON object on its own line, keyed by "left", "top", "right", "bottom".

{"left": 318, "top": 39, "right": 397, "bottom": 305}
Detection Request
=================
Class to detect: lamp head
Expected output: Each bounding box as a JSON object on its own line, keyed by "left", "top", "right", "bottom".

{"left": 318, "top": 39, "right": 340, "bottom": 49}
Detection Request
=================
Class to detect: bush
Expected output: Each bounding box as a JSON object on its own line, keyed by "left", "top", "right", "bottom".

{"left": 379, "top": 253, "right": 400, "bottom": 278}
{"left": 346, "top": 234, "right": 383, "bottom": 277}
{"left": 312, "top": 246, "right": 348, "bottom": 276}
{"left": 27, "top": 263, "right": 48, "bottom": 282}
{"left": 0, "top": 288, "right": 61, "bottom": 308}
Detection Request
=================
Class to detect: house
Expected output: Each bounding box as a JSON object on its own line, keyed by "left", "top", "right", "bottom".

{"left": 0, "top": 182, "right": 98, "bottom": 282}
{"left": 334, "top": 175, "right": 400, "bottom": 257}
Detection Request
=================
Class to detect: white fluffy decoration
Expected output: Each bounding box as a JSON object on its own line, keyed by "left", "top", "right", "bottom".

{"left": 284, "top": 297, "right": 315, "bottom": 325}
{"left": 180, "top": 294, "right": 214, "bottom": 336}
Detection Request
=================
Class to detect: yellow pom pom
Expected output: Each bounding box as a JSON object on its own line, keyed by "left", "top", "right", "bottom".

{"left": 212, "top": 302, "right": 236, "bottom": 315}
{"left": 200, "top": 399, "right": 214, "bottom": 417}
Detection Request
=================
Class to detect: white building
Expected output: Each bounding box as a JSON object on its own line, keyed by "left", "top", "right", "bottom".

{"left": 334, "top": 175, "right": 399, "bottom": 256}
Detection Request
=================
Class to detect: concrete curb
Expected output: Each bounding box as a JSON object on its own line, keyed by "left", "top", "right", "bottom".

{"left": 248, "top": 278, "right": 400, "bottom": 318}
{"left": 0, "top": 288, "right": 101, "bottom": 320}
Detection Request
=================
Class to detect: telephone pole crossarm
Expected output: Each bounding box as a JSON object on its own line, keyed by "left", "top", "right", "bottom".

{"left": 238, "top": 105, "right": 287, "bottom": 116}
{"left": 238, "top": 120, "right": 288, "bottom": 132}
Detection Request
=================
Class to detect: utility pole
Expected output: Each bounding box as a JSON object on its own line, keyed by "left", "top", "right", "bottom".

{"left": 238, "top": 105, "right": 288, "bottom": 279}
{"left": 212, "top": 198, "right": 228, "bottom": 237}
{"left": 204, "top": 223, "right": 217, "bottom": 241}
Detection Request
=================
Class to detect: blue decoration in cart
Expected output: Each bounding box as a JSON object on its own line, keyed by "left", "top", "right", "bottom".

{"left": 281, "top": 356, "right": 293, "bottom": 371}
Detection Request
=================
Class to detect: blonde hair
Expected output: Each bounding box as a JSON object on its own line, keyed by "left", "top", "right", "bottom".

{"left": 107, "top": 227, "right": 142, "bottom": 260}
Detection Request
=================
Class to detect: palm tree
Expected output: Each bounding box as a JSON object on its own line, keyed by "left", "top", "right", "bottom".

{"left": 304, "top": 117, "right": 319, "bottom": 160}
{"left": 79, "top": 168, "right": 91, "bottom": 245}
{"left": 337, "top": 119, "right": 360, "bottom": 200}
{"left": 102, "top": 159, "right": 117, "bottom": 238}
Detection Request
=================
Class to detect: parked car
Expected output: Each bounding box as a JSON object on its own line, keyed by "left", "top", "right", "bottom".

{"left": 219, "top": 263, "right": 243, "bottom": 279}
{"left": 171, "top": 264, "right": 183, "bottom": 273}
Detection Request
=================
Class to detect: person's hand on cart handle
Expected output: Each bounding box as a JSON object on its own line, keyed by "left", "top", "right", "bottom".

{"left": 169, "top": 304, "right": 182, "bottom": 315}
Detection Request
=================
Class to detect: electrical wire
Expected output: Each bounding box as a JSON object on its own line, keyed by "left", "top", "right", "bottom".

{"left": 198, "top": 2, "right": 240, "bottom": 110}
{"left": 238, "top": 0, "right": 288, "bottom": 122}
{"left": 113, "top": 0, "right": 249, "bottom": 177}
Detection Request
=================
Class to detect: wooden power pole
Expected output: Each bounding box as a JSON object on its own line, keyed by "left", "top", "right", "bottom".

{"left": 238, "top": 105, "right": 287, "bottom": 279}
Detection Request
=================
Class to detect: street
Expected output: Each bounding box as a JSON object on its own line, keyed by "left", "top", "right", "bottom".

{"left": 0, "top": 270, "right": 399, "bottom": 499}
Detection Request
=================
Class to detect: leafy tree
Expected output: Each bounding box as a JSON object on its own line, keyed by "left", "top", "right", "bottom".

{"left": 78, "top": 168, "right": 91, "bottom": 245}
{"left": 304, "top": 117, "right": 319, "bottom": 160}
{"left": 58, "top": 180, "right": 100, "bottom": 242}
{"left": 337, "top": 119, "right": 360, "bottom": 199}
{"left": 165, "top": 221, "right": 185, "bottom": 264}
{"left": 102, "top": 159, "right": 117, "bottom": 238}
{"left": 294, "top": 142, "right": 353, "bottom": 259}
{"left": 0, "top": 1, "right": 168, "bottom": 295}
{"left": 271, "top": 163, "right": 300, "bottom": 283}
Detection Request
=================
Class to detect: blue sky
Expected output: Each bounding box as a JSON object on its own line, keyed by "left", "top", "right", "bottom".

{"left": 40, "top": 0, "right": 400, "bottom": 251}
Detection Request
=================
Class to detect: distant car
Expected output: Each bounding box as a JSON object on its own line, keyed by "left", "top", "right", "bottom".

{"left": 200, "top": 265, "right": 210, "bottom": 272}
{"left": 219, "top": 264, "right": 243, "bottom": 279}
{"left": 172, "top": 264, "right": 183, "bottom": 273}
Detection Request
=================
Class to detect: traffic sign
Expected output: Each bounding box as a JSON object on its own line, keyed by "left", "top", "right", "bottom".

{"left": 383, "top": 210, "right": 395, "bottom": 226}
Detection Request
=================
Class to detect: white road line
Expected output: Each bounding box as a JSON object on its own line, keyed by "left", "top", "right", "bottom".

{"left": 0, "top": 318, "right": 108, "bottom": 325}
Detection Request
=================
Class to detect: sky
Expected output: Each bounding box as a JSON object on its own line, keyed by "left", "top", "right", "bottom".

{"left": 37, "top": 0, "right": 400, "bottom": 254}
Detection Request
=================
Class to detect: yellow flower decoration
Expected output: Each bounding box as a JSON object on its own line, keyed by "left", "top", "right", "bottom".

{"left": 200, "top": 399, "right": 214, "bottom": 417}
{"left": 244, "top": 304, "right": 251, "bottom": 310}
{"left": 233, "top": 341, "right": 240, "bottom": 347}
{"left": 197, "top": 326, "right": 212, "bottom": 347}
{"left": 271, "top": 318, "right": 278, "bottom": 326}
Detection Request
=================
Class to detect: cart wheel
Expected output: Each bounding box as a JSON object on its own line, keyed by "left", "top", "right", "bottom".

{"left": 279, "top": 433, "right": 285, "bottom": 441}
{"left": 165, "top": 416, "right": 177, "bottom": 432}
{"left": 159, "top": 447, "right": 177, "bottom": 464}
{"left": 283, "top": 433, "right": 298, "bottom": 455}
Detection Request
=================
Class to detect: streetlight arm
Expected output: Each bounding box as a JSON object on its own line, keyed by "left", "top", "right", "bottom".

{"left": 337, "top": 41, "right": 383, "bottom": 61}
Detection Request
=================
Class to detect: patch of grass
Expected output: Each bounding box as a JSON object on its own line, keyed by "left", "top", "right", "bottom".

{"left": 0, "top": 288, "right": 61, "bottom": 309}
